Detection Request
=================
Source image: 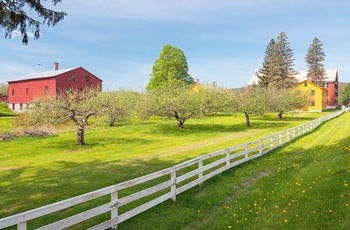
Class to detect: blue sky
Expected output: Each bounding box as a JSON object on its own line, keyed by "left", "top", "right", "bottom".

{"left": 1, "top": 0, "right": 350, "bottom": 90}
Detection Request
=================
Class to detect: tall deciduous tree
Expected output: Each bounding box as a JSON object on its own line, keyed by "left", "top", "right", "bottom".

{"left": 22, "top": 87, "right": 103, "bottom": 145}
{"left": 270, "top": 32, "right": 298, "bottom": 89}
{"left": 305, "top": 37, "right": 326, "bottom": 87}
{"left": 0, "top": 0, "right": 66, "bottom": 44}
{"left": 147, "top": 44, "right": 194, "bottom": 92}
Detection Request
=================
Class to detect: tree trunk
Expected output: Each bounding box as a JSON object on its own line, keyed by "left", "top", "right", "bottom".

{"left": 278, "top": 111, "right": 283, "bottom": 120}
{"left": 244, "top": 112, "right": 250, "bottom": 127}
{"left": 77, "top": 127, "right": 85, "bottom": 145}
{"left": 178, "top": 120, "right": 185, "bottom": 128}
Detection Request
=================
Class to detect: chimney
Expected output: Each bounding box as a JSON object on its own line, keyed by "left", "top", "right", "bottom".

{"left": 196, "top": 79, "right": 199, "bottom": 84}
{"left": 54, "top": 62, "right": 59, "bottom": 71}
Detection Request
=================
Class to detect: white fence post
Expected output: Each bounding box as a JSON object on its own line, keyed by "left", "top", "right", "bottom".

{"left": 226, "top": 149, "right": 230, "bottom": 166}
{"left": 259, "top": 139, "right": 263, "bottom": 155}
{"left": 171, "top": 171, "right": 177, "bottom": 201}
{"left": 245, "top": 144, "right": 249, "bottom": 158}
{"left": 198, "top": 159, "right": 203, "bottom": 186}
{"left": 18, "top": 222, "right": 26, "bottom": 230}
{"left": 111, "top": 191, "right": 118, "bottom": 230}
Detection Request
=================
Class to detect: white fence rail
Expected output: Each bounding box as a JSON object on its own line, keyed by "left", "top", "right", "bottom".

{"left": 0, "top": 109, "right": 346, "bottom": 229}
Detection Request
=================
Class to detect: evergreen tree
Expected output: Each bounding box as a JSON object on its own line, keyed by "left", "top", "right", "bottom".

{"left": 258, "top": 39, "right": 277, "bottom": 88}
{"left": 0, "top": 0, "right": 66, "bottom": 44}
{"left": 270, "top": 32, "right": 298, "bottom": 89}
{"left": 305, "top": 37, "right": 326, "bottom": 87}
{"left": 147, "top": 44, "right": 193, "bottom": 92}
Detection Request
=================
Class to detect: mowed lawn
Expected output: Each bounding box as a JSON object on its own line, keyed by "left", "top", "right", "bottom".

{"left": 0, "top": 110, "right": 348, "bottom": 229}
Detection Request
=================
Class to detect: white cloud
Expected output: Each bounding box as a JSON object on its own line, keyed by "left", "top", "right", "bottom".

{"left": 10, "top": 30, "right": 35, "bottom": 39}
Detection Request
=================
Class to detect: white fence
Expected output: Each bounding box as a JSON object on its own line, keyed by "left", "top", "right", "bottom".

{"left": 0, "top": 110, "right": 346, "bottom": 230}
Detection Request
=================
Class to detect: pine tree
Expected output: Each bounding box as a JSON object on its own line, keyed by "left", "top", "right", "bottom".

{"left": 258, "top": 39, "right": 277, "bottom": 88}
{"left": 305, "top": 37, "right": 326, "bottom": 87}
{"left": 0, "top": 0, "right": 66, "bottom": 44}
{"left": 270, "top": 32, "right": 298, "bottom": 89}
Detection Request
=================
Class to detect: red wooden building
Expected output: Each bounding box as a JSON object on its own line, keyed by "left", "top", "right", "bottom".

{"left": 7, "top": 63, "right": 102, "bottom": 112}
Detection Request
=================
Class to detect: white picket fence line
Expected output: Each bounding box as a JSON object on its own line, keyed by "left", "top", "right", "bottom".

{"left": 0, "top": 109, "right": 347, "bottom": 230}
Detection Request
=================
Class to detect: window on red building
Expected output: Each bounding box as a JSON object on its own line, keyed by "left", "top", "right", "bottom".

{"left": 71, "top": 74, "right": 75, "bottom": 81}
{"left": 12, "top": 89, "right": 14, "bottom": 95}
{"left": 12, "top": 104, "right": 15, "bottom": 110}
{"left": 26, "top": 88, "right": 29, "bottom": 95}
{"left": 20, "top": 103, "right": 23, "bottom": 110}
{"left": 44, "top": 86, "right": 48, "bottom": 94}
{"left": 86, "top": 76, "right": 90, "bottom": 82}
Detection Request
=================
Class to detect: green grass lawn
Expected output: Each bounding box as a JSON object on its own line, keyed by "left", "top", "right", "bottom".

{"left": 1, "top": 110, "right": 348, "bottom": 229}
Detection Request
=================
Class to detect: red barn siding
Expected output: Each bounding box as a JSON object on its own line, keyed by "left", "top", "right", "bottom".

{"left": 8, "top": 78, "right": 57, "bottom": 103}
{"left": 7, "top": 66, "right": 102, "bottom": 112}
{"left": 55, "top": 68, "right": 102, "bottom": 93}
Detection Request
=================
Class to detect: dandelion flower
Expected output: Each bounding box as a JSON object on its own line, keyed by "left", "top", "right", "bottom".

{"left": 284, "top": 219, "right": 288, "bottom": 223}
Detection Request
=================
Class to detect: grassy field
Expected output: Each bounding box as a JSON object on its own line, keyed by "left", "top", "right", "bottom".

{"left": 0, "top": 110, "right": 348, "bottom": 229}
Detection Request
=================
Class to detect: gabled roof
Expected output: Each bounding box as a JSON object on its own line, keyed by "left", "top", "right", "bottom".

{"left": 291, "top": 79, "right": 328, "bottom": 91}
{"left": 248, "top": 69, "right": 338, "bottom": 86}
{"left": 8, "top": 67, "right": 79, "bottom": 83}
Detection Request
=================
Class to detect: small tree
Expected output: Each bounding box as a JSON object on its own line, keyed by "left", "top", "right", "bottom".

{"left": 98, "top": 89, "right": 140, "bottom": 127}
{"left": 271, "top": 89, "right": 310, "bottom": 120}
{"left": 305, "top": 37, "right": 326, "bottom": 87}
{"left": 22, "top": 87, "right": 103, "bottom": 145}
{"left": 141, "top": 80, "right": 225, "bottom": 128}
{"left": 0, "top": 83, "right": 8, "bottom": 96}
{"left": 233, "top": 87, "right": 274, "bottom": 126}
{"left": 147, "top": 44, "right": 194, "bottom": 92}
{"left": 0, "top": 0, "right": 66, "bottom": 44}
{"left": 339, "top": 84, "right": 350, "bottom": 106}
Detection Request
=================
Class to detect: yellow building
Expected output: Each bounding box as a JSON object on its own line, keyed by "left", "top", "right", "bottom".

{"left": 190, "top": 79, "right": 216, "bottom": 92}
{"left": 291, "top": 80, "right": 328, "bottom": 111}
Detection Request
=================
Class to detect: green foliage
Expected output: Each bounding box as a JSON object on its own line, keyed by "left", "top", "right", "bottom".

{"left": 271, "top": 89, "right": 311, "bottom": 119}
{"left": 230, "top": 87, "right": 274, "bottom": 126}
{"left": 0, "top": 83, "right": 7, "bottom": 96}
{"left": 305, "top": 37, "right": 326, "bottom": 87}
{"left": 141, "top": 81, "right": 229, "bottom": 128}
{"left": 147, "top": 44, "right": 194, "bottom": 92}
{"left": 0, "top": 0, "right": 66, "bottom": 44}
{"left": 21, "top": 87, "right": 103, "bottom": 145}
{"left": 97, "top": 89, "right": 140, "bottom": 126}
{"left": 339, "top": 83, "right": 350, "bottom": 106}
{"left": 259, "top": 32, "right": 298, "bottom": 90}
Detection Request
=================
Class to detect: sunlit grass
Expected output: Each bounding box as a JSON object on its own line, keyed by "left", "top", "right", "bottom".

{"left": 0, "top": 110, "right": 344, "bottom": 229}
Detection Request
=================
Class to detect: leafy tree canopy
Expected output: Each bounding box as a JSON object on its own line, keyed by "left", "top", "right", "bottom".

{"left": 22, "top": 87, "right": 103, "bottom": 145}
{"left": 305, "top": 37, "right": 326, "bottom": 87}
{"left": 0, "top": 83, "right": 7, "bottom": 96}
{"left": 147, "top": 44, "right": 194, "bottom": 92}
{"left": 339, "top": 84, "right": 350, "bottom": 106}
{"left": 0, "top": 0, "right": 66, "bottom": 44}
